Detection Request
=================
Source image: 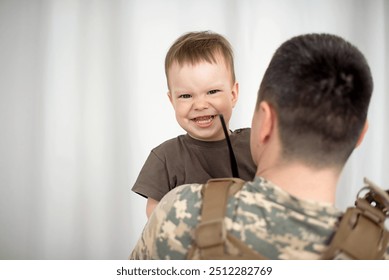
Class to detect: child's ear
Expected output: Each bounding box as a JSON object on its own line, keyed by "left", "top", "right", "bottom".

{"left": 231, "top": 82, "right": 239, "bottom": 108}
{"left": 167, "top": 91, "right": 173, "bottom": 104}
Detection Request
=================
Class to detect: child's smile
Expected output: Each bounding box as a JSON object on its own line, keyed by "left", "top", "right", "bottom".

{"left": 192, "top": 115, "right": 217, "bottom": 128}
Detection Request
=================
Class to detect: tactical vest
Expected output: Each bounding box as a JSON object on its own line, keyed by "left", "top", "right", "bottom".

{"left": 187, "top": 177, "right": 389, "bottom": 260}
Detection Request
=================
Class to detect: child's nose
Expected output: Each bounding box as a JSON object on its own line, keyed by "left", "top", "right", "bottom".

{"left": 193, "top": 96, "right": 209, "bottom": 110}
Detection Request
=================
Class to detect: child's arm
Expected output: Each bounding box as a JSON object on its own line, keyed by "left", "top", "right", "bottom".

{"left": 132, "top": 149, "right": 172, "bottom": 218}
{"left": 146, "top": 197, "right": 159, "bottom": 218}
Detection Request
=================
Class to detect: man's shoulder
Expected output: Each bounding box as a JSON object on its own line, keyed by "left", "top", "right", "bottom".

{"left": 151, "top": 183, "right": 204, "bottom": 259}
{"left": 161, "top": 183, "right": 203, "bottom": 209}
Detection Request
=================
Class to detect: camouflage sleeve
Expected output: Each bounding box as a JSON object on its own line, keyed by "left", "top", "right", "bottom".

{"left": 129, "top": 185, "right": 192, "bottom": 259}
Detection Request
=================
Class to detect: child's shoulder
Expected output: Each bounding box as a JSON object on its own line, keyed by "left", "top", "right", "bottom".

{"left": 232, "top": 127, "right": 251, "bottom": 136}
{"left": 151, "top": 134, "right": 190, "bottom": 153}
{"left": 230, "top": 128, "right": 251, "bottom": 146}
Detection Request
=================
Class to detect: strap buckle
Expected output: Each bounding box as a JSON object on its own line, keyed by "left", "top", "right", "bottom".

{"left": 357, "top": 178, "right": 389, "bottom": 218}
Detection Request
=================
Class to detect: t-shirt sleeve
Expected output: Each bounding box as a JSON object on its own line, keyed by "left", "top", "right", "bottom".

{"left": 131, "top": 150, "right": 171, "bottom": 201}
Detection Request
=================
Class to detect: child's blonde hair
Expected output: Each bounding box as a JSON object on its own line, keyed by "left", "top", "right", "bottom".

{"left": 165, "top": 31, "right": 235, "bottom": 88}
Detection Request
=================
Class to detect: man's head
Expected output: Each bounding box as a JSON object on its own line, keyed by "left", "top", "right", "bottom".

{"left": 165, "top": 31, "right": 239, "bottom": 141}
{"left": 251, "top": 33, "right": 373, "bottom": 169}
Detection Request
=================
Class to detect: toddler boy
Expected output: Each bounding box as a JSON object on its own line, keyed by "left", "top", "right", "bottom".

{"left": 132, "top": 31, "right": 256, "bottom": 217}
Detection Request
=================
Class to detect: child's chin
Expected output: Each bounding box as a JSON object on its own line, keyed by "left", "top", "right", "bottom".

{"left": 190, "top": 132, "right": 224, "bottom": 142}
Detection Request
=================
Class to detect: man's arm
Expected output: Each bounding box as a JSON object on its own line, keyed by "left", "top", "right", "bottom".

{"left": 130, "top": 187, "right": 181, "bottom": 259}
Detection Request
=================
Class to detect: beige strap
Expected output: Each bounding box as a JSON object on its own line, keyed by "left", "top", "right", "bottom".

{"left": 321, "top": 178, "right": 389, "bottom": 259}
{"left": 193, "top": 178, "right": 267, "bottom": 259}
{"left": 192, "top": 177, "right": 389, "bottom": 260}
{"left": 194, "top": 179, "right": 238, "bottom": 258}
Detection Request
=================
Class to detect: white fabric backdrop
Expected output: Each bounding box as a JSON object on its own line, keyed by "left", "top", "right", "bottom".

{"left": 0, "top": 0, "right": 388, "bottom": 259}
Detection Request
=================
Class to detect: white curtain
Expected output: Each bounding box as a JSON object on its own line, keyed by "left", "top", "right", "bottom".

{"left": 0, "top": 0, "right": 388, "bottom": 259}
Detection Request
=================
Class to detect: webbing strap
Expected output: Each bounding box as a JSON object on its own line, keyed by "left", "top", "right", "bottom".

{"left": 321, "top": 204, "right": 388, "bottom": 259}
{"left": 321, "top": 178, "right": 389, "bottom": 259}
{"left": 193, "top": 178, "right": 267, "bottom": 259}
{"left": 194, "top": 179, "right": 236, "bottom": 258}
{"left": 191, "top": 177, "right": 389, "bottom": 260}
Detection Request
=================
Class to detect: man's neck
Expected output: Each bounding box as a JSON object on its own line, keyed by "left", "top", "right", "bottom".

{"left": 256, "top": 163, "right": 340, "bottom": 204}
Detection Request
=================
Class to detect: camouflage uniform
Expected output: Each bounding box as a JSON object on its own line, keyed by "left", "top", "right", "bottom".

{"left": 130, "top": 177, "right": 389, "bottom": 260}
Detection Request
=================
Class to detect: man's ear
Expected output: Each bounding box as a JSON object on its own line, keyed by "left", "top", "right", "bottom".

{"left": 258, "top": 101, "right": 275, "bottom": 144}
{"left": 355, "top": 121, "right": 368, "bottom": 148}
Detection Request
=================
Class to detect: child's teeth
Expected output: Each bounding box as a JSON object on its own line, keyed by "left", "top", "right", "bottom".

{"left": 195, "top": 116, "right": 214, "bottom": 123}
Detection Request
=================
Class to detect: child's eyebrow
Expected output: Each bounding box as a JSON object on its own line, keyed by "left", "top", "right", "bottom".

{"left": 172, "top": 82, "right": 226, "bottom": 94}
{"left": 205, "top": 84, "right": 226, "bottom": 90}
{"left": 172, "top": 88, "right": 190, "bottom": 93}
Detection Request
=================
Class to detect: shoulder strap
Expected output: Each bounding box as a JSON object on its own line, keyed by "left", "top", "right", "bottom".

{"left": 189, "top": 178, "right": 266, "bottom": 259}
{"left": 321, "top": 178, "right": 389, "bottom": 259}
{"left": 189, "top": 177, "right": 389, "bottom": 260}
{"left": 194, "top": 178, "right": 234, "bottom": 258}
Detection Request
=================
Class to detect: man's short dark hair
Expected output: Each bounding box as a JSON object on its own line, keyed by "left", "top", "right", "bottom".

{"left": 256, "top": 33, "right": 373, "bottom": 167}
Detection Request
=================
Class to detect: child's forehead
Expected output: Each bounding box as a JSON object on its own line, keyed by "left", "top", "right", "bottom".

{"left": 166, "top": 50, "right": 235, "bottom": 87}
{"left": 171, "top": 54, "right": 230, "bottom": 70}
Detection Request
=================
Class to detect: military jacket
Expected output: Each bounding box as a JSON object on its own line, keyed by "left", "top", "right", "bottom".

{"left": 130, "top": 177, "right": 389, "bottom": 259}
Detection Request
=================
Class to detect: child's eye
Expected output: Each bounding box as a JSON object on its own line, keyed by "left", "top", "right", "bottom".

{"left": 207, "top": 89, "right": 220, "bottom": 95}
{"left": 178, "top": 94, "right": 192, "bottom": 99}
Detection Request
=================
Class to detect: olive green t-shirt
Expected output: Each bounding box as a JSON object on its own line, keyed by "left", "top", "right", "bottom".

{"left": 132, "top": 128, "right": 256, "bottom": 201}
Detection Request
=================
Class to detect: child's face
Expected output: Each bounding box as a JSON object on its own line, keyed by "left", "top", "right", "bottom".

{"left": 167, "top": 56, "right": 238, "bottom": 141}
